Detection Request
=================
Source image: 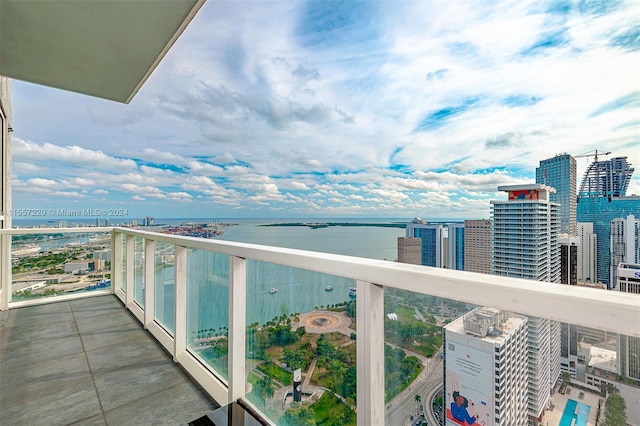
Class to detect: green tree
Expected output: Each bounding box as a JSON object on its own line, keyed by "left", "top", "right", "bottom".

{"left": 254, "top": 375, "right": 274, "bottom": 406}
{"left": 414, "top": 394, "right": 422, "bottom": 413}
{"left": 280, "top": 405, "right": 316, "bottom": 426}
{"left": 602, "top": 392, "right": 627, "bottom": 426}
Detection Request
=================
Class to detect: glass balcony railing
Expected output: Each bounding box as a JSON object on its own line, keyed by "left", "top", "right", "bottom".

{"left": 5, "top": 228, "right": 112, "bottom": 304}
{"left": 0, "top": 226, "right": 638, "bottom": 426}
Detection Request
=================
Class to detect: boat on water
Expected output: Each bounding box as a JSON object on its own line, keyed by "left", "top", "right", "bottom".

{"left": 268, "top": 288, "right": 278, "bottom": 294}
{"left": 325, "top": 286, "right": 333, "bottom": 292}
{"left": 349, "top": 287, "right": 356, "bottom": 297}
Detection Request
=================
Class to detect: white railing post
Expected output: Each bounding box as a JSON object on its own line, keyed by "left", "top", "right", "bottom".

{"left": 356, "top": 280, "right": 385, "bottom": 426}
{"left": 111, "top": 231, "right": 121, "bottom": 295}
{"left": 228, "top": 255, "right": 247, "bottom": 403}
{"left": 144, "top": 239, "right": 155, "bottom": 327}
{"left": 125, "top": 235, "right": 134, "bottom": 308}
{"left": 174, "top": 245, "right": 187, "bottom": 362}
{"left": 0, "top": 233, "right": 10, "bottom": 310}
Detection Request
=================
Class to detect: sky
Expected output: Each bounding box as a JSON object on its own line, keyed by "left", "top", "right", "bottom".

{"left": 9, "top": 0, "right": 640, "bottom": 219}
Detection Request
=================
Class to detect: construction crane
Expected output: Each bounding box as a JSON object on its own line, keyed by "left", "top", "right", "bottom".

{"left": 574, "top": 149, "right": 611, "bottom": 162}
{"left": 574, "top": 150, "right": 612, "bottom": 197}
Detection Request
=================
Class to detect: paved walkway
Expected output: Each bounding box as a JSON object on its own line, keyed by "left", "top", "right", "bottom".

{"left": 0, "top": 295, "right": 218, "bottom": 425}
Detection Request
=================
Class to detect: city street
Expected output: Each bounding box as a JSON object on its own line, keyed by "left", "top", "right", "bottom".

{"left": 385, "top": 352, "right": 443, "bottom": 426}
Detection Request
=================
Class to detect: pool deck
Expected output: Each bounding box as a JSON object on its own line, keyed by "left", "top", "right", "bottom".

{"left": 545, "top": 385, "right": 601, "bottom": 426}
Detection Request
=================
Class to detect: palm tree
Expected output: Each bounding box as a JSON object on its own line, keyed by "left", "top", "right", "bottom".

{"left": 414, "top": 394, "right": 422, "bottom": 414}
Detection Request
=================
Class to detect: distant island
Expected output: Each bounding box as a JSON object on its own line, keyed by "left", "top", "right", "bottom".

{"left": 260, "top": 222, "right": 407, "bottom": 229}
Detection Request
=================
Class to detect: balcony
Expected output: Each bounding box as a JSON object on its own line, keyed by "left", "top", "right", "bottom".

{"left": 1, "top": 226, "right": 639, "bottom": 426}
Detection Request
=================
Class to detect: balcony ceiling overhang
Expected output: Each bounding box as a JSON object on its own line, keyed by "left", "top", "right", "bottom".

{"left": 0, "top": 0, "right": 204, "bottom": 103}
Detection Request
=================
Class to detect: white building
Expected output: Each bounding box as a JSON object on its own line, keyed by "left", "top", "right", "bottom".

{"left": 616, "top": 263, "right": 640, "bottom": 385}
{"left": 491, "top": 184, "right": 561, "bottom": 423}
{"left": 444, "top": 308, "right": 529, "bottom": 426}
{"left": 577, "top": 223, "right": 597, "bottom": 283}
{"left": 610, "top": 214, "right": 640, "bottom": 286}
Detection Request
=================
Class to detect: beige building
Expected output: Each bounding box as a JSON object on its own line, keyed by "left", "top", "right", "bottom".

{"left": 463, "top": 219, "right": 491, "bottom": 274}
{"left": 397, "top": 237, "right": 421, "bottom": 265}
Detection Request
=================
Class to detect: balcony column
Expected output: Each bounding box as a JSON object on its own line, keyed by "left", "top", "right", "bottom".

{"left": 111, "top": 231, "right": 121, "bottom": 295}
{"left": 125, "top": 234, "right": 134, "bottom": 307}
{"left": 144, "top": 239, "right": 155, "bottom": 327}
{"left": 0, "top": 233, "right": 9, "bottom": 310}
{"left": 174, "top": 245, "right": 187, "bottom": 361}
{"left": 228, "top": 255, "right": 246, "bottom": 403}
{"left": 356, "top": 280, "right": 384, "bottom": 426}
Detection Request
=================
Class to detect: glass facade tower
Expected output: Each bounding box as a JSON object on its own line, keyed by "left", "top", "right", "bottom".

{"left": 536, "top": 154, "right": 577, "bottom": 234}
{"left": 576, "top": 196, "right": 640, "bottom": 288}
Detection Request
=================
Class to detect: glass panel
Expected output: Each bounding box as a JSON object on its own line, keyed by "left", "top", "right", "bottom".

{"left": 133, "top": 237, "right": 144, "bottom": 307}
{"left": 380, "top": 288, "right": 638, "bottom": 426}
{"left": 11, "top": 231, "right": 112, "bottom": 301}
{"left": 245, "top": 260, "right": 357, "bottom": 425}
{"left": 186, "top": 249, "right": 229, "bottom": 381}
{"left": 383, "top": 288, "right": 459, "bottom": 426}
{"left": 154, "top": 241, "right": 175, "bottom": 334}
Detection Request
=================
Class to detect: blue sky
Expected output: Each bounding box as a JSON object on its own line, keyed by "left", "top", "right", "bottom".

{"left": 10, "top": 0, "right": 640, "bottom": 219}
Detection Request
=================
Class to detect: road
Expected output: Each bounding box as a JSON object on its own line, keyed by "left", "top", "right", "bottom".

{"left": 385, "top": 352, "right": 443, "bottom": 426}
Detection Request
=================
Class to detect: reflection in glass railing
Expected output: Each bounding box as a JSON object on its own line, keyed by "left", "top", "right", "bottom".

{"left": 383, "top": 289, "right": 473, "bottom": 426}
{"left": 154, "top": 241, "right": 175, "bottom": 334}
{"left": 245, "top": 260, "right": 357, "bottom": 425}
{"left": 11, "top": 231, "right": 112, "bottom": 301}
{"left": 186, "top": 249, "right": 230, "bottom": 381}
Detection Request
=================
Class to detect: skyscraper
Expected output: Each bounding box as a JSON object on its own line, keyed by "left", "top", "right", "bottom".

{"left": 610, "top": 214, "right": 640, "bottom": 285}
{"left": 577, "top": 156, "right": 638, "bottom": 288}
{"left": 491, "top": 184, "right": 561, "bottom": 282}
{"left": 578, "top": 156, "right": 634, "bottom": 198}
{"left": 577, "top": 223, "right": 597, "bottom": 283}
{"left": 491, "top": 184, "right": 561, "bottom": 423}
{"left": 406, "top": 219, "right": 444, "bottom": 267}
{"left": 536, "top": 154, "right": 577, "bottom": 234}
{"left": 397, "top": 237, "right": 421, "bottom": 265}
{"left": 447, "top": 223, "right": 464, "bottom": 271}
{"left": 577, "top": 196, "right": 640, "bottom": 288}
{"left": 444, "top": 308, "right": 529, "bottom": 426}
{"left": 464, "top": 219, "right": 492, "bottom": 275}
{"left": 559, "top": 235, "right": 579, "bottom": 285}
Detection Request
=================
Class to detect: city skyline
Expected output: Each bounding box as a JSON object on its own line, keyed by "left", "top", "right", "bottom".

{"left": 9, "top": 0, "right": 640, "bottom": 218}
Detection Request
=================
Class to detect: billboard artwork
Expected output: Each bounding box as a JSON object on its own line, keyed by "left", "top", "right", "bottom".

{"left": 508, "top": 189, "right": 539, "bottom": 200}
{"left": 445, "top": 341, "right": 493, "bottom": 426}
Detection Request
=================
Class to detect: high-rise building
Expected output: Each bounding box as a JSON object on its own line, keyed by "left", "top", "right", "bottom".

{"left": 491, "top": 184, "right": 561, "bottom": 423}
{"left": 559, "top": 235, "right": 579, "bottom": 285}
{"left": 616, "top": 263, "right": 640, "bottom": 385}
{"left": 577, "top": 223, "right": 597, "bottom": 283}
{"left": 610, "top": 214, "right": 640, "bottom": 286}
{"left": 577, "top": 196, "right": 640, "bottom": 288}
{"left": 578, "top": 156, "right": 635, "bottom": 198}
{"left": 559, "top": 234, "right": 579, "bottom": 380}
{"left": 447, "top": 223, "right": 464, "bottom": 271}
{"left": 444, "top": 308, "right": 529, "bottom": 426}
{"left": 491, "top": 184, "right": 561, "bottom": 282}
{"left": 464, "top": 219, "right": 492, "bottom": 275}
{"left": 536, "top": 154, "right": 577, "bottom": 234}
{"left": 406, "top": 219, "right": 444, "bottom": 267}
{"left": 397, "top": 237, "right": 421, "bottom": 265}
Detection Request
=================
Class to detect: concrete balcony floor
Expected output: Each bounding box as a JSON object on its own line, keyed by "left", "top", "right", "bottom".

{"left": 0, "top": 295, "right": 219, "bottom": 425}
